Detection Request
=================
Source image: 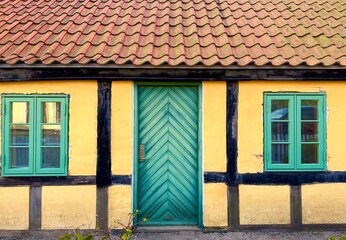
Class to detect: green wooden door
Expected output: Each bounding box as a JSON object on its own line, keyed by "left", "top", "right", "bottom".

{"left": 136, "top": 85, "right": 199, "bottom": 226}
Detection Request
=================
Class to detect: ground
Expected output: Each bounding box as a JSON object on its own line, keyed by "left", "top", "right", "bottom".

{"left": 132, "top": 231, "right": 345, "bottom": 240}
{"left": 1, "top": 230, "right": 345, "bottom": 239}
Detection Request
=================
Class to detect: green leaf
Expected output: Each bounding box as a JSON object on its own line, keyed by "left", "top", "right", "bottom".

{"left": 58, "top": 233, "right": 71, "bottom": 240}
{"left": 74, "top": 233, "right": 84, "bottom": 240}
{"left": 84, "top": 234, "right": 94, "bottom": 240}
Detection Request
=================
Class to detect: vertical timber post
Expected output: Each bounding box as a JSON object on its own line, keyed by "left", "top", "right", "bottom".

{"left": 290, "top": 185, "right": 302, "bottom": 229}
{"left": 96, "top": 80, "right": 112, "bottom": 229}
{"left": 226, "top": 81, "right": 240, "bottom": 230}
{"left": 29, "top": 186, "right": 42, "bottom": 230}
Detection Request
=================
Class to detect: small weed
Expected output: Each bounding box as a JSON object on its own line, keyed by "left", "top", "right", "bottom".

{"left": 58, "top": 229, "right": 93, "bottom": 240}
{"left": 58, "top": 210, "right": 147, "bottom": 240}
{"left": 328, "top": 234, "right": 346, "bottom": 240}
{"left": 113, "top": 209, "right": 148, "bottom": 240}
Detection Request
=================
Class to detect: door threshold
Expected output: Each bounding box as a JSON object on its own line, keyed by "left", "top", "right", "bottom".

{"left": 136, "top": 226, "right": 200, "bottom": 232}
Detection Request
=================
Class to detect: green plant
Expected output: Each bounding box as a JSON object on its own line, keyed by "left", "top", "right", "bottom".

{"left": 58, "top": 210, "right": 147, "bottom": 240}
{"left": 58, "top": 229, "right": 93, "bottom": 240}
{"left": 114, "top": 209, "right": 148, "bottom": 240}
{"left": 328, "top": 234, "right": 346, "bottom": 240}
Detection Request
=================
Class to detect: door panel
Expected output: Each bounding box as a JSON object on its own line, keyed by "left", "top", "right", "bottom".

{"left": 137, "top": 86, "right": 199, "bottom": 225}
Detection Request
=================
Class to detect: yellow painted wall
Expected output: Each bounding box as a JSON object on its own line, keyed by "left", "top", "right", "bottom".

{"left": 204, "top": 183, "right": 228, "bottom": 227}
{"left": 0, "top": 81, "right": 97, "bottom": 175}
{"left": 111, "top": 81, "right": 133, "bottom": 175}
{"left": 302, "top": 183, "right": 346, "bottom": 224}
{"left": 239, "top": 185, "right": 290, "bottom": 224}
{"left": 0, "top": 187, "right": 29, "bottom": 230}
{"left": 238, "top": 81, "right": 346, "bottom": 173}
{"left": 41, "top": 185, "right": 96, "bottom": 229}
{"left": 203, "top": 81, "right": 227, "bottom": 172}
{"left": 108, "top": 185, "right": 132, "bottom": 229}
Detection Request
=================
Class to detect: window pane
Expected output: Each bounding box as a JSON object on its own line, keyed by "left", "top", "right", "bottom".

{"left": 301, "top": 100, "right": 318, "bottom": 120}
{"left": 42, "top": 125, "right": 61, "bottom": 146}
{"left": 42, "top": 102, "right": 61, "bottom": 124}
{"left": 271, "top": 144, "right": 289, "bottom": 164}
{"left": 272, "top": 122, "right": 288, "bottom": 142}
{"left": 10, "top": 125, "right": 29, "bottom": 146}
{"left": 271, "top": 100, "right": 289, "bottom": 120}
{"left": 301, "top": 144, "right": 318, "bottom": 164}
{"left": 41, "top": 147, "right": 60, "bottom": 168}
{"left": 301, "top": 122, "right": 318, "bottom": 142}
{"left": 11, "top": 102, "right": 29, "bottom": 123}
{"left": 10, "top": 147, "right": 29, "bottom": 168}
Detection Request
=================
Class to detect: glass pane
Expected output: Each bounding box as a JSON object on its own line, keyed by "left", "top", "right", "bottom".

{"left": 11, "top": 102, "right": 29, "bottom": 123}
{"left": 42, "top": 147, "right": 60, "bottom": 168}
{"left": 301, "top": 144, "right": 318, "bottom": 164}
{"left": 271, "top": 122, "right": 288, "bottom": 142}
{"left": 301, "top": 100, "right": 318, "bottom": 120}
{"left": 10, "top": 147, "right": 29, "bottom": 168}
{"left": 42, "top": 102, "right": 61, "bottom": 124}
{"left": 42, "top": 125, "right": 61, "bottom": 146}
{"left": 10, "top": 125, "right": 29, "bottom": 146}
{"left": 271, "top": 100, "right": 289, "bottom": 120}
{"left": 301, "top": 122, "right": 318, "bottom": 142}
{"left": 271, "top": 144, "right": 289, "bottom": 164}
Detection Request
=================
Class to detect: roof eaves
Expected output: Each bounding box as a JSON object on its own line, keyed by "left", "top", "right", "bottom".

{"left": 0, "top": 63, "right": 345, "bottom": 70}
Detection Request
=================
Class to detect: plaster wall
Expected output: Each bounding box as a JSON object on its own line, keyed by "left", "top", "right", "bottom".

{"left": 204, "top": 183, "right": 228, "bottom": 227}
{"left": 0, "top": 81, "right": 98, "bottom": 175}
{"left": 203, "top": 81, "right": 227, "bottom": 172}
{"left": 239, "top": 185, "right": 290, "bottom": 225}
{"left": 108, "top": 185, "right": 132, "bottom": 229}
{"left": 41, "top": 185, "right": 96, "bottom": 229}
{"left": 111, "top": 81, "right": 133, "bottom": 175}
{"left": 0, "top": 187, "right": 29, "bottom": 230}
{"left": 238, "top": 81, "right": 346, "bottom": 173}
{"left": 302, "top": 183, "right": 346, "bottom": 224}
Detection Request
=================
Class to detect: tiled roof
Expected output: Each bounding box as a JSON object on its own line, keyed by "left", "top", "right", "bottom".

{"left": 0, "top": 0, "right": 345, "bottom": 67}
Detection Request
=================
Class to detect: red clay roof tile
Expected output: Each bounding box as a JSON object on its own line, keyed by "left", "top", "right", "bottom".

{"left": 0, "top": 0, "right": 345, "bottom": 66}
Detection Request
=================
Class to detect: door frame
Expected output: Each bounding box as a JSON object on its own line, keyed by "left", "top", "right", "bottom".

{"left": 133, "top": 82, "right": 203, "bottom": 227}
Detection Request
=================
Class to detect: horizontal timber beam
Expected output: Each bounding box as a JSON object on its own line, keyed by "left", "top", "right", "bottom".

{"left": 0, "top": 176, "right": 96, "bottom": 187}
{"left": 1, "top": 68, "right": 346, "bottom": 81}
{"left": 3, "top": 171, "right": 345, "bottom": 187}
{"left": 204, "top": 171, "right": 346, "bottom": 185}
{"left": 239, "top": 171, "right": 346, "bottom": 185}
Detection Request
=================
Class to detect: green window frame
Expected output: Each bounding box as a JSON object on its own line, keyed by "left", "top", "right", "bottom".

{"left": 1, "top": 95, "right": 68, "bottom": 176}
{"left": 264, "top": 93, "right": 326, "bottom": 172}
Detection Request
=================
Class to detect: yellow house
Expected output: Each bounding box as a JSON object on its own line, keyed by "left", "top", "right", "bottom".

{"left": 0, "top": 0, "right": 346, "bottom": 235}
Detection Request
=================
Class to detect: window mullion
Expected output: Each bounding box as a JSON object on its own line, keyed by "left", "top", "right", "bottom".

{"left": 32, "top": 97, "right": 37, "bottom": 174}
{"left": 288, "top": 95, "right": 296, "bottom": 170}
{"left": 294, "top": 96, "right": 298, "bottom": 170}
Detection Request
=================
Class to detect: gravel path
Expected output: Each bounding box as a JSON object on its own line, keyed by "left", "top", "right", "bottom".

{"left": 131, "top": 231, "right": 345, "bottom": 240}
{"left": 1, "top": 230, "right": 345, "bottom": 239}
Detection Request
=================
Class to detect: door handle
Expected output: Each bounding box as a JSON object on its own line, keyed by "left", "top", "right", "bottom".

{"left": 139, "top": 144, "right": 147, "bottom": 162}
